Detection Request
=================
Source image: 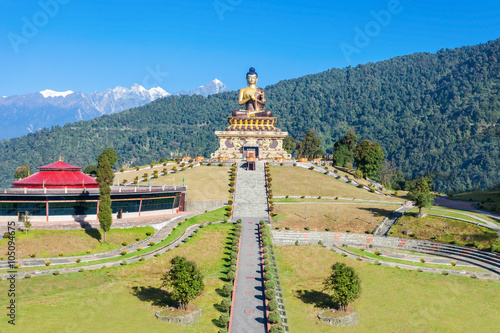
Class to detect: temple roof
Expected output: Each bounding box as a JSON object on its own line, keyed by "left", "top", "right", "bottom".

{"left": 12, "top": 161, "right": 99, "bottom": 189}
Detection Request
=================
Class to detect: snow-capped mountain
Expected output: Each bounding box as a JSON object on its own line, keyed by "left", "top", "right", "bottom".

{"left": 174, "top": 79, "right": 230, "bottom": 97}
{"left": 0, "top": 79, "right": 228, "bottom": 141}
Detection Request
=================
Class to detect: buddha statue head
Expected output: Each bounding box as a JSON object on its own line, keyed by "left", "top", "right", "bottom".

{"left": 246, "top": 66, "right": 258, "bottom": 86}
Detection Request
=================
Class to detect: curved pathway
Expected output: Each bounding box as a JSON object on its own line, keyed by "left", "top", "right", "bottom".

{"left": 0, "top": 220, "right": 225, "bottom": 279}
{"left": 0, "top": 212, "right": 204, "bottom": 270}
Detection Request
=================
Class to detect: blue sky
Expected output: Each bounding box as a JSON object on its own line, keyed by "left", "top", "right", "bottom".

{"left": 1, "top": 0, "right": 500, "bottom": 96}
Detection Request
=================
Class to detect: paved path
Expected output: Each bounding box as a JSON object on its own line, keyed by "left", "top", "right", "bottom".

{"left": 230, "top": 162, "right": 268, "bottom": 333}
{"left": 0, "top": 211, "right": 203, "bottom": 270}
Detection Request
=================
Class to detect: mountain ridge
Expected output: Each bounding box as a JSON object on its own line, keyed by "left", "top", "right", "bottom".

{"left": 0, "top": 39, "right": 499, "bottom": 193}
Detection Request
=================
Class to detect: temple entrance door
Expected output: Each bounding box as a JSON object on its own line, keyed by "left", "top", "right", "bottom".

{"left": 244, "top": 147, "right": 259, "bottom": 159}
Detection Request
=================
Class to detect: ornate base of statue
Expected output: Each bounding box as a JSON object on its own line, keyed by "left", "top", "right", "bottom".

{"left": 212, "top": 67, "right": 291, "bottom": 160}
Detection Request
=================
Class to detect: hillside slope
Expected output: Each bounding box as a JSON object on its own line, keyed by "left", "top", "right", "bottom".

{"left": 0, "top": 39, "right": 499, "bottom": 192}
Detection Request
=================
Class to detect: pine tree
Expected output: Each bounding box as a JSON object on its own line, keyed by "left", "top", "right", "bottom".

{"left": 97, "top": 149, "right": 115, "bottom": 242}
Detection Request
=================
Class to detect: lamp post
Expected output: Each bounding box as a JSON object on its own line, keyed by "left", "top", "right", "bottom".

{"left": 335, "top": 208, "right": 337, "bottom": 223}
{"left": 370, "top": 209, "right": 372, "bottom": 225}
{"left": 305, "top": 206, "right": 307, "bottom": 220}
{"left": 401, "top": 211, "right": 405, "bottom": 226}
{"left": 443, "top": 217, "right": 446, "bottom": 232}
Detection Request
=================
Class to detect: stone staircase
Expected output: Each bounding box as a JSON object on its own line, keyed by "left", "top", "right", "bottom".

{"left": 231, "top": 161, "right": 269, "bottom": 222}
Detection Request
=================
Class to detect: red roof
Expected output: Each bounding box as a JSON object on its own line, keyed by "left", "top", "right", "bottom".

{"left": 12, "top": 161, "right": 99, "bottom": 189}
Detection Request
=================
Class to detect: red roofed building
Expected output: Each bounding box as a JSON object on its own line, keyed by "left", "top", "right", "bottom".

{"left": 12, "top": 160, "right": 99, "bottom": 189}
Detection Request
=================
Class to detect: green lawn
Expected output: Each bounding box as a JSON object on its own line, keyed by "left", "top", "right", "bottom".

{"left": 0, "top": 223, "right": 232, "bottom": 333}
{"left": 274, "top": 245, "right": 500, "bottom": 332}
{"left": 0, "top": 226, "right": 154, "bottom": 259}
{"left": 451, "top": 189, "right": 500, "bottom": 214}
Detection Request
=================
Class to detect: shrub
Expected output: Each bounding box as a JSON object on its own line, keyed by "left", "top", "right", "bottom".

{"left": 269, "top": 326, "right": 284, "bottom": 333}
{"left": 25, "top": 274, "right": 32, "bottom": 279}
{"left": 326, "top": 227, "right": 331, "bottom": 231}
{"left": 450, "top": 261, "right": 456, "bottom": 266}
{"left": 417, "top": 268, "right": 423, "bottom": 272}
{"left": 374, "top": 250, "right": 380, "bottom": 255}
{"left": 86, "top": 250, "right": 91, "bottom": 254}
{"left": 14, "top": 264, "right": 19, "bottom": 268}
{"left": 300, "top": 195, "right": 305, "bottom": 199}
{"left": 227, "top": 271, "right": 236, "bottom": 281}
{"left": 268, "top": 311, "right": 281, "bottom": 324}
{"left": 265, "top": 280, "right": 275, "bottom": 290}
{"left": 318, "top": 196, "right": 322, "bottom": 199}
{"left": 395, "top": 265, "right": 400, "bottom": 269}
{"left": 146, "top": 231, "right": 152, "bottom": 236}
{"left": 285, "top": 226, "right": 290, "bottom": 230}
{"left": 265, "top": 289, "right": 276, "bottom": 300}
{"left": 231, "top": 259, "right": 237, "bottom": 265}
{"left": 76, "top": 258, "right": 81, "bottom": 263}
{"left": 220, "top": 298, "right": 231, "bottom": 312}
{"left": 230, "top": 252, "right": 238, "bottom": 259}
{"left": 262, "top": 247, "right": 268, "bottom": 253}
{"left": 121, "top": 260, "right": 128, "bottom": 265}
{"left": 121, "top": 250, "right": 127, "bottom": 255}
{"left": 223, "top": 283, "right": 233, "bottom": 296}
{"left": 295, "top": 240, "right": 299, "bottom": 246}
{"left": 139, "top": 257, "right": 145, "bottom": 262}
{"left": 470, "top": 274, "right": 477, "bottom": 279}
{"left": 150, "top": 241, "right": 155, "bottom": 246}
{"left": 219, "top": 314, "right": 230, "bottom": 327}
{"left": 59, "top": 252, "right": 64, "bottom": 257}
{"left": 122, "top": 241, "right": 128, "bottom": 246}
{"left": 45, "top": 261, "right": 51, "bottom": 266}
{"left": 369, "top": 244, "right": 373, "bottom": 248}
{"left": 346, "top": 229, "right": 351, "bottom": 233}
{"left": 230, "top": 265, "right": 237, "bottom": 272}
{"left": 53, "top": 271, "right": 60, "bottom": 275}
{"left": 420, "top": 258, "right": 425, "bottom": 263}
{"left": 268, "top": 300, "right": 278, "bottom": 311}
{"left": 374, "top": 260, "right": 380, "bottom": 265}
{"left": 318, "top": 240, "right": 323, "bottom": 246}
{"left": 305, "top": 226, "right": 310, "bottom": 230}
{"left": 285, "top": 195, "right": 289, "bottom": 198}
{"left": 102, "top": 265, "right": 107, "bottom": 269}
{"left": 136, "top": 237, "right": 140, "bottom": 241}
{"left": 441, "top": 270, "right": 449, "bottom": 275}
{"left": 356, "top": 257, "right": 362, "bottom": 261}
{"left": 264, "top": 265, "right": 273, "bottom": 273}
{"left": 138, "top": 247, "right": 142, "bottom": 251}
{"left": 341, "top": 253, "right": 347, "bottom": 257}
{"left": 30, "top": 253, "right": 36, "bottom": 258}
{"left": 264, "top": 272, "right": 274, "bottom": 281}
{"left": 263, "top": 253, "right": 269, "bottom": 259}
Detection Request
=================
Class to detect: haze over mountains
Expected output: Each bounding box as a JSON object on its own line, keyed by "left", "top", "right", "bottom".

{"left": 0, "top": 79, "right": 229, "bottom": 140}
{"left": 0, "top": 39, "right": 499, "bottom": 193}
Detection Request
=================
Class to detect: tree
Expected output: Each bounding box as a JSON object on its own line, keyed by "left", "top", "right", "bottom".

{"left": 83, "top": 165, "right": 98, "bottom": 176}
{"left": 408, "top": 177, "right": 435, "bottom": 217}
{"left": 323, "top": 262, "right": 361, "bottom": 312}
{"left": 296, "top": 130, "right": 324, "bottom": 159}
{"left": 354, "top": 140, "right": 384, "bottom": 178}
{"left": 22, "top": 211, "right": 31, "bottom": 235}
{"left": 283, "top": 135, "right": 296, "bottom": 154}
{"left": 100, "top": 147, "right": 118, "bottom": 168}
{"left": 161, "top": 256, "right": 205, "bottom": 311}
{"left": 97, "top": 148, "right": 116, "bottom": 242}
{"left": 14, "top": 164, "right": 31, "bottom": 179}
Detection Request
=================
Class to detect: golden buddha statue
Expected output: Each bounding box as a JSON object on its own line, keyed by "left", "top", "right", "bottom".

{"left": 232, "top": 67, "right": 272, "bottom": 117}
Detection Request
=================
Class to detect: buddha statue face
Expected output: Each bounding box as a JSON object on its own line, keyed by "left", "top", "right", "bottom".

{"left": 246, "top": 74, "right": 258, "bottom": 86}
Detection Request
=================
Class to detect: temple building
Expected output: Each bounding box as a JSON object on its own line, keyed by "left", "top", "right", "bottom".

{"left": 0, "top": 160, "right": 186, "bottom": 222}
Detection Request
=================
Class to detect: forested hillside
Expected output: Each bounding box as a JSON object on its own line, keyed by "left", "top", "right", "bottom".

{"left": 1, "top": 38, "right": 499, "bottom": 192}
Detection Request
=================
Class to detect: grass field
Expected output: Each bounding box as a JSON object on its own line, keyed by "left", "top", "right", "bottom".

{"left": 271, "top": 203, "right": 400, "bottom": 233}
{"left": 125, "top": 165, "right": 231, "bottom": 202}
{"left": 409, "top": 206, "right": 499, "bottom": 225}
{"left": 0, "top": 223, "right": 232, "bottom": 333}
{"left": 390, "top": 214, "right": 500, "bottom": 250}
{"left": 270, "top": 166, "right": 403, "bottom": 202}
{"left": 274, "top": 245, "right": 500, "bottom": 332}
{"left": 0, "top": 227, "right": 154, "bottom": 259}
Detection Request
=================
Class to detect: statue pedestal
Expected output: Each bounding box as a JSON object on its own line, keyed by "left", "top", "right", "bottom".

{"left": 212, "top": 128, "right": 291, "bottom": 160}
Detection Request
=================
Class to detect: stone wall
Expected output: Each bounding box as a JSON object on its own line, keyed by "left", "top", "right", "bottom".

{"left": 155, "top": 306, "right": 202, "bottom": 325}
{"left": 318, "top": 309, "right": 358, "bottom": 327}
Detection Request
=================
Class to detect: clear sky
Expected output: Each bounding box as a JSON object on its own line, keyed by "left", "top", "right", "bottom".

{"left": 1, "top": 0, "right": 500, "bottom": 96}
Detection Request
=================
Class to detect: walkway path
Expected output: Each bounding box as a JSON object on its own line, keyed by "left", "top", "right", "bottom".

{"left": 230, "top": 162, "right": 268, "bottom": 333}
{"left": 0, "top": 211, "right": 202, "bottom": 270}
{"left": 373, "top": 202, "right": 414, "bottom": 236}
